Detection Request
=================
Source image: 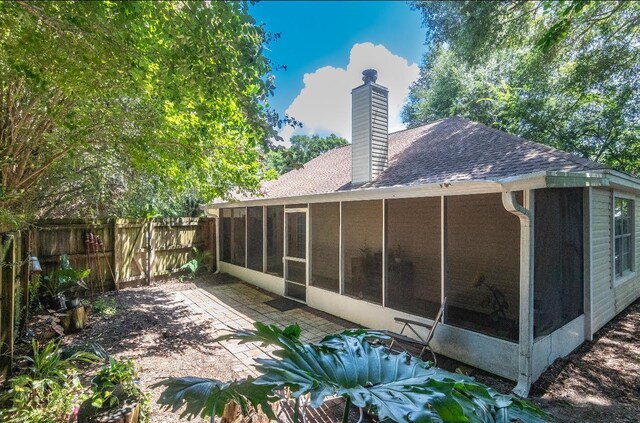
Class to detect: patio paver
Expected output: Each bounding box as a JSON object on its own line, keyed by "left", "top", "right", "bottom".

{"left": 172, "top": 278, "right": 351, "bottom": 380}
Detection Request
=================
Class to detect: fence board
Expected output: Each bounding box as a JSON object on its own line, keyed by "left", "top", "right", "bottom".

{"left": 0, "top": 233, "right": 16, "bottom": 381}
{"left": 0, "top": 217, "right": 215, "bottom": 380}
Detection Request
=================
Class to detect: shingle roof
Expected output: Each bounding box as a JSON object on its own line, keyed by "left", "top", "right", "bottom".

{"left": 253, "top": 117, "right": 606, "bottom": 200}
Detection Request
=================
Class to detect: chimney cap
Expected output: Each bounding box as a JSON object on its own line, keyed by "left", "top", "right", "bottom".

{"left": 362, "top": 69, "right": 377, "bottom": 84}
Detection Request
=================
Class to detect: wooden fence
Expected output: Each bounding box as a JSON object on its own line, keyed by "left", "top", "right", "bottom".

{"left": 0, "top": 230, "right": 30, "bottom": 381}
{"left": 0, "top": 217, "right": 215, "bottom": 380}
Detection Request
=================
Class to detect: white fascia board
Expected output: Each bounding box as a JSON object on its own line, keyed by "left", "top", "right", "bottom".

{"left": 206, "top": 180, "right": 504, "bottom": 211}
{"left": 205, "top": 170, "right": 630, "bottom": 212}
{"left": 604, "top": 169, "right": 640, "bottom": 193}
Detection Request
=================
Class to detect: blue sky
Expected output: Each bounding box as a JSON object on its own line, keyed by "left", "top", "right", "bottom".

{"left": 249, "top": 1, "right": 426, "bottom": 142}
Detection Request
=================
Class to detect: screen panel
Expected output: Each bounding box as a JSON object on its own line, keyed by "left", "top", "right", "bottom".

{"left": 311, "top": 203, "right": 340, "bottom": 292}
{"left": 446, "top": 194, "right": 520, "bottom": 341}
{"left": 266, "top": 206, "right": 284, "bottom": 276}
{"left": 247, "top": 207, "right": 264, "bottom": 271}
{"left": 534, "top": 188, "right": 584, "bottom": 337}
{"left": 342, "top": 200, "right": 383, "bottom": 304}
{"left": 386, "top": 197, "right": 441, "bottom": 318}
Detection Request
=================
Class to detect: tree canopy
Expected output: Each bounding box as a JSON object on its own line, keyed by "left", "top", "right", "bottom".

{"left": 0, "top": 1, "right": 294, "bottom": 226}
{"left": 266, "top": 133, "right": 348, "bottom": 175}
{"left": 403, "top": 1, "right": 640, "bottom": 174}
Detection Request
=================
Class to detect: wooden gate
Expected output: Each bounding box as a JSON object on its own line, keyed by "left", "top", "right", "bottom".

{"left": 113, "top": 219, "right": 148, "bottom": 288}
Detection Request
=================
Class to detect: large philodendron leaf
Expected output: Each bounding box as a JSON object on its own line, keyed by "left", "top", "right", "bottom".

{"left": 225, "top": 324, "right": 546, "bottom": 423}
{"left": 157, "top": 323, "right": 546, "bottom": 423}
{"left": 152, "top": 377, "right": 278, "bottom": 421}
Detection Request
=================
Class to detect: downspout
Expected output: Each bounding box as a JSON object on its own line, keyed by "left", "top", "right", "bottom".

{"left": 501, "top": 190, "right": 534, "bottom": 397}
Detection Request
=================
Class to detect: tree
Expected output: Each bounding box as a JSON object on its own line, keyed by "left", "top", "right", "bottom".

{"left": 0, "top": 1, "right": 295, "bottom": 226}
{"left": 404, "top": 1, "right": 640, "bottom": 174}
{"left": 266, "top": 134, "right": 348, "bottom": 174}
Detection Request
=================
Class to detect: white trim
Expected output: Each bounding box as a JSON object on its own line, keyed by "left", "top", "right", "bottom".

{"left": 283, "top": 208, "right": 308, "bottom": 301}
{"left": 441, "top": 196, "right": 446, "bottom": 306}
{"left": 339, "top": 201, "right": 344, "bottom": 295}
{"left": 382, "top": 199, "right": 386, "bottom": 308}
{"left": 612, "top": 192, "right": 636, "bottom": 287}
{"left": 244, "top": 207, "right": 248, "bottom": 268}
{"left": 262, "top": 206, "right": 267, "bottom": 273}
{"left": 205, "top": 170, "right": 629, "bottom": 213}
{"left": 584, "top": 187, "right": 593, "bottom": 341}
{"left": 215, "top": 213, "right": 221, "bottom": 272}
{"left": 284, "top": 256, "right": 306, "bottom": 263}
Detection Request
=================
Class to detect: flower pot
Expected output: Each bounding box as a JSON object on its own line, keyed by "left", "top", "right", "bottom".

{"left": 78, "top": 387, "right": 141, "bottom": 423}
{"left": 66, "top": 297, "right": 82, "bottom": 309}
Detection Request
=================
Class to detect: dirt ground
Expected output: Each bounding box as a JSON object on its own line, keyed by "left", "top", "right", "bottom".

{"left": 60, "top": 275, "right": 639, "bottom": 422}
{"left": 65, "top": 279, "right": 239, "bottom": 423}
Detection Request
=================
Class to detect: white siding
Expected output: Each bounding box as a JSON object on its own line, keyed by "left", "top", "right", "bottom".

{"left": 591, "top": 187, "right": 640, "bottom": 333}
{"left": 351, "top": 86, "right": 371, "bottom": 184}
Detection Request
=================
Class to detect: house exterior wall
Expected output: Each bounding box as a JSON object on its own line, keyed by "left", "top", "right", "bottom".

{"left": 591, "top": 187, "right": 640, "bottom": 333}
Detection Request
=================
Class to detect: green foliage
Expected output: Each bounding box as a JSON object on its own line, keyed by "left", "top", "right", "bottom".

{"left": 179, "top": 247, "right": 213, "bottom": 280}
{"left": 405, "top": 1, "right": 640, "bottom": 174}
{"left": 87, "top": 357, "right": 150, "bottom": 422}
{"left": 266, "top": 134, "right": 349, "bottom": 174}
{"left": 0, "top": 339, "right": 101, "bottom": 423}
{"left": 155, "top": 323, "right": 546, "bottom": 422}
{"left": 40, "top": 254, "right": 90, "bottom": 299}
{"left": 0, "top": 1, "right": 296, "bottom": 223}
{"left": 93, "top": 296, "right": 118, "bottom": 316}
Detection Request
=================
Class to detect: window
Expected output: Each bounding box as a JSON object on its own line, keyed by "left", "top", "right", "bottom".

{"left": 614, "top": 197, "right": 634, "bottom": 279}
{"left": 247, "top": 207, "right": 264, "bottom": 271}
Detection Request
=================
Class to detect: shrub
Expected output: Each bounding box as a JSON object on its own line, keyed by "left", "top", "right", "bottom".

{"left": 93, "top": 297, "right": 118, "bottom": 316}
{"left": 0, "top": 340, "right": 101, "bottom": 423}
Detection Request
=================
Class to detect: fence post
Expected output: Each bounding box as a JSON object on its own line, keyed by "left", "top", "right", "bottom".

{"left": 0, "top": 233, "right": 16, "bottom": 381}
{"left": 146, "top": 219, "right": 155, "bottom": 285}
{"left": 19, "top": 231, "right": 30, "bottom": 335}
{"left": 111, "top": 219, "right": 118, "bottom": 290}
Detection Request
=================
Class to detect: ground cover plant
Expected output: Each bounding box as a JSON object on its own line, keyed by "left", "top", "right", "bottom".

{"left": 155, "top": 323, "right": 546, "bottom": 422}
{"left": 0, "top": 339, "right": 101, "bottom": 423}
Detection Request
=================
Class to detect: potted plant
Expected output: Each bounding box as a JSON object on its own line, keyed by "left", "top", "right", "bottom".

{"left": 78, "top": 357, "right": 149, "bottom": 423}
{"left": 40, "top": 255, "right": 90, "bottom": 311}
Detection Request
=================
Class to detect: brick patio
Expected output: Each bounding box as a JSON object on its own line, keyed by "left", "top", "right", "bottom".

{"left": 173, "top": 276, "right": 350, "bottom": 379}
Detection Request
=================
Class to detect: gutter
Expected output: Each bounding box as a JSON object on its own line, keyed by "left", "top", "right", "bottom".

{"left": 204, "top": 169, "right": 624, "bottom": 213}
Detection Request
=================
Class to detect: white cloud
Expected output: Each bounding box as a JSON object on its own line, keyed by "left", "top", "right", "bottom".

{"left": 279, "top": 42, "right": 419, "bottom": 144}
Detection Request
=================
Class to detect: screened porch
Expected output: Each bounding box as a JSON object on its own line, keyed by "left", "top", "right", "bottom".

{"left": 218, "top": 188, "right": 585, "bottom": 346}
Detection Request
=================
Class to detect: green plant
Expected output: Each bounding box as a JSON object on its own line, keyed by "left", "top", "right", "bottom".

{"left": 88, "top": 357, "right": 150, "bottom": 422}
{"left": 90, "top": 357, "right": 138, "bottom": 409}
{"left": 29, "top": 273, "right": 42, "bottom": 312}
{"left": 155, "top": 323, "right": 547, "bottom": 423}
{"left": 179, "top": 247, "right": 213, "bottom": 280}
{"left": 0, "top": 340, "right": 101, "bottom": 422}
{"left": 93, "top": 296, "right": 118, "bottom": 316}
{"left": 41, "top": 254, "right": 90, "bottom": 300}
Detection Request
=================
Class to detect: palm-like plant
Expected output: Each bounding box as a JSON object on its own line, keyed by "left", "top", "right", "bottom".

{"left": 154, "top": 323, "right": 546, "bottom": 422}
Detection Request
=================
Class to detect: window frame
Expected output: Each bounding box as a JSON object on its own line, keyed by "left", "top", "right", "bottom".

{"left": 612, "top": 193, "right": 636, "bottom": 286}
